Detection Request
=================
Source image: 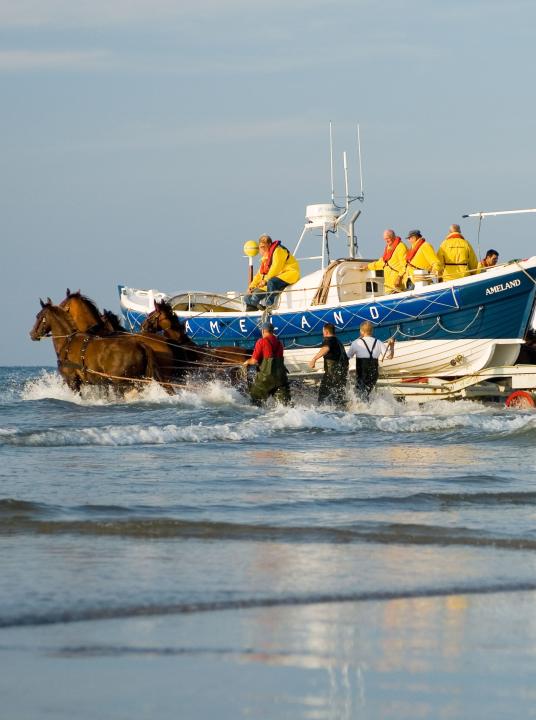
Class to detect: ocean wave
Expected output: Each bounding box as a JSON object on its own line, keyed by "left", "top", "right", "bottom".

{"left": 2, "top": 513, "right": 536, "bottom": 549}
{"left": 3, "top": 400, "right": 536, "bottom": 447}
{"left": 3, "top": 581, "right": 536, "bottom": 629}
{"left": 3, "top": 487, "right": 533, "bottom": 523}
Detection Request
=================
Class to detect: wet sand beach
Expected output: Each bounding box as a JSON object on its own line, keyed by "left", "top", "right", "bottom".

{"left": 2, "top": 590, "right": 536, "bottom": 719}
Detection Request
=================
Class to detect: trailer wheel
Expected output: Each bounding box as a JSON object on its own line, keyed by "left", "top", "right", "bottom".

{"left": 505, "top": 390, "right": 536, "bottom": 409}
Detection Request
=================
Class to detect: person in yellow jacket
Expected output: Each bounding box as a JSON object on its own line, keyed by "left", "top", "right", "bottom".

{"left": 244, "top": 234, "right": 301, "bottom": 311}
{"left": 401, "top": 230, "right": 441, "bottom": 290}
{"left": 437, "top": 224, "right": 478, "bottom": 282}
{"left": 360, "top": 229, "right": 407, "bottom": 294}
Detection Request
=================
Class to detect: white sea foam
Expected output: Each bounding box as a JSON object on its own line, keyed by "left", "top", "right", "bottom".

{"left": 20, "top": 371, "right": 248, "bottom": 409}
{"left": 10, "top": 370, "right": 536, "bottom": 446}
{"left": 22, "top": 370, "right": 86, "bottom": 404}
{"left": 8, "top": 399, "right": 536, "bottom": 447}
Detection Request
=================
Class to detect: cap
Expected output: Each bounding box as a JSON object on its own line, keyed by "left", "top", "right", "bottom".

{"left": 406, "top": 229, "right": 422, "bottom": 239}
{"left": 261, "top": 322, "right": 274, "bottom": 332}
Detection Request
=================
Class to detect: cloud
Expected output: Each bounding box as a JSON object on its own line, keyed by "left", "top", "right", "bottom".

{"left": 0, "top": 0, "right": 328, "bottom": 28}
{"left": 0, "top": 49, "right": 111, "bottom": 71}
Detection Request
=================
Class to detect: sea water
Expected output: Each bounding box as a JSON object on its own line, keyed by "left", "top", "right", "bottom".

{"left": 2, "top": 366, "right": 536, "bottom": 719}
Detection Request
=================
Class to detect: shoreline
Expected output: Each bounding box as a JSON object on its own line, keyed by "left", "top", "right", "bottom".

{"left": 2, "top": 589, "right": 536, "bottom": 719}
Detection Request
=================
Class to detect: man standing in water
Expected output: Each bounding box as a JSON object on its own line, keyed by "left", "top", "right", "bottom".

{"left": 347, "top": 321, "right": 394, "bottom": 401}
{"left": 243, "top": 322, "right": 291, "bottom": 405}
{"left": 308, "top": 323, "right": 349, "bottom": 407}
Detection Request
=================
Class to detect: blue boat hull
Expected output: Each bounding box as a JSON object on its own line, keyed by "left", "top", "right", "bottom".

{"left": 120, "top": 263, "right": 536, "bottom": 352}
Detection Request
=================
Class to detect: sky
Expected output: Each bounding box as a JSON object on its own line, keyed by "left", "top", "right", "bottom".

{"left": 2, "top": 0, "right": 535, "bottom": 364}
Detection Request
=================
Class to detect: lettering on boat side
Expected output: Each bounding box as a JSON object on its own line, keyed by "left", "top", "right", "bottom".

{"left": 209, "top": 320, "right": 220, "bottom": 334}
{"left": 485, "top": 279, "right": 521, "bottom": 296}
{"left": 301, "top": 316, "right": 311, "bottom": 329}
{"left": 333, "top": 311, "right": 343, "bottom": 325}
{"left": 185, "top": 320, "right": 192, "bottom": 333}
{"left": 239, "top": 319, "right": 247, "bottom": 332}
{"left": 370, "top": 306, "right": 379, "bottom": 320}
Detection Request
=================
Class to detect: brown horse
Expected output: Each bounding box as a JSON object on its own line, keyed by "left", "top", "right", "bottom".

{"left": 59, "top": 289, "right": 188, "bottom": 381}
{"left": 59, "top": 289, "right": 111, "bottom": 334}
{"left": 141, "top": 300, "right": 251, "bottom": 380}
{"left": 29, "top": 300, "right": 165, "bottom": 394}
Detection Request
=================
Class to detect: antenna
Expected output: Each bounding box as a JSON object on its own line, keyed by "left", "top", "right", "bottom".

{"left": 329, "top": 121, "right": 335, "bottom": 205}
{"left": 357, "top": 124, "right": 364, "bottom": 200}
{"left": 462, "top": 208, "right": 536, "bottom": 218}
{"left": 343, "top": 151, "right": 349, "bottom": 210}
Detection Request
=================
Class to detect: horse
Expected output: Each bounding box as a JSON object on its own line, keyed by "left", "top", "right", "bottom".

{"left": 59, "top": 289, "right": 187, "bottom": 382}
{"left": 29, "top": 300, "right": 166, "bottom": 395}
{"left": 140, "top": 300, "right": 251, "bottom": 382}
{"left": 101, "top": 309, "right": 124, "bottom": 333}
{"left": 59, "top": 289, "right": 111, "bottom": 334}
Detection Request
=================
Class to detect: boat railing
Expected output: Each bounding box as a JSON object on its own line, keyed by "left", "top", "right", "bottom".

{"left": 123, "top": 258, "right": 512, "bottom": 317}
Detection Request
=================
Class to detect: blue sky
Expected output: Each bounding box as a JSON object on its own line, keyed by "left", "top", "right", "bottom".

{"left": 2, "top": 0, "right": 535, "bottom": 364}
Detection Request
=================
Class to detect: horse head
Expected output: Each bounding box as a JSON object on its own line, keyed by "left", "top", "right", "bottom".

{"left": 59, "top": 290, "right": 103, "bottom": 332}
{"left": 101, "top": 309, "right": 123, "bottom": 333}
{"left": 29, "top": 299, "right": 69, "bottom": 340}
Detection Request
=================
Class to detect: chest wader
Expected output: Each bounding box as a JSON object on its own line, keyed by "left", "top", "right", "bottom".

{"left": 250, "top": 356, "right": 291, "bottom": 406}
{"left": 355, "top": 338, "right": 379, "bottom": 401}
{"left": 318, "top": 342, "right": 349, "bottom": 407}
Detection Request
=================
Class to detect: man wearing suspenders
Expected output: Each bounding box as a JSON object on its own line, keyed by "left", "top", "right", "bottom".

{"left": 347, "top": 321, "right": 394, "bottom": 401}
{"left": 308, "top": 323, "right": 349, "bottom": 407}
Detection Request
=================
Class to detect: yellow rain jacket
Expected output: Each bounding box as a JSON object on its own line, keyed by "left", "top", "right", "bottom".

{"left": 367, "top": 238, "right": 408, "bottom": 293}
{"left": 250, "top": 242, "right": 301, "bottom": 291}
{"left": 403, "top": 239, "right": 441, "bottom": 287}
{"left": 437, "top": 232, "right": 478, "bottom": 282}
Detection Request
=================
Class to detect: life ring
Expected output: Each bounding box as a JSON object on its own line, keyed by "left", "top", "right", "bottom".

{"left": 505, "top": 390, "right": 536, "bottom": 409}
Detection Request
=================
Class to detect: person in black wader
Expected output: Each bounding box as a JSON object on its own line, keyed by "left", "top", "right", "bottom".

{"left": 308, "top": 323, "right": 349, "bottom": 407}
{"left": 347, "top": 320, "right": 394, "bottom": 401}
{"left": 243, "top": 322, "right": 291, "bottom": 406}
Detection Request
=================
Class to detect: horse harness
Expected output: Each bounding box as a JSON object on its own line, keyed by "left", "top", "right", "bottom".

{"left": 59, "top": 332, "right": 92, "bottom": 371}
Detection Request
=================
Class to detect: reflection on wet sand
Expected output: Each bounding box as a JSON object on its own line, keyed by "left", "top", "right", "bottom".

{"left": 235, "top": 591, "right": 536, "bottom": 719}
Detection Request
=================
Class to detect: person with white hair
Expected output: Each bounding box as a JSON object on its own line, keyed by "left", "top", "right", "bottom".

{"left": 360, "top": 229, "right": 407, "bottom": 294}
{"left": 437, "top": 224, "right": 478, "bottom": 281}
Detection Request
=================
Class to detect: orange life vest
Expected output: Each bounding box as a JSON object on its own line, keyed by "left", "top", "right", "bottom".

{"left": 406, "top": 238, "right": 426, "bottom": 265}
{"left": 382, "top": 237, "right": 401, "bottom": 264}
{"left": 259, "top": 241, "right": 290, "bottom": 276}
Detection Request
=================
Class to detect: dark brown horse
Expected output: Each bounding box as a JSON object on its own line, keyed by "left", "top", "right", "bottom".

{"left": 141, "top": 300, "right": 251, "bottom": 380}
{"left": 59, "top": 289, "right": 188, "bottom": 381}
{"left": 29, "top": 300, "right": 165, "bottom": 394}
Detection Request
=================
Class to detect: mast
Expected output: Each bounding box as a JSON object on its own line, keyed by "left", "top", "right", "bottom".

{"left": 293, "top": 123, "right": 365, "bottom": 268}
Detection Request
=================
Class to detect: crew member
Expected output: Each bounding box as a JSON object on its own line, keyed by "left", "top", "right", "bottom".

{"left": 477, "top": 248, "right": 499, "bottom": 272}
{"left": 244, "top": 234, "right": 301, "bottom": 311}
{"left": 243, "top": 322, "right": 291, "bottom": 405}
{"left": 437, "top": 224, "right": 478, "bottom": 281}
{"left": 360, "top": 229, "right": 407, "bottom": 294}
{"left": 400, "top": 230, "right": 441, "bottom": 289}
{"left": 347, "top": 321, "right": 394, "bottom": 401}
{"left": 308, "top": 323, "right": 349, "bottom": 407}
